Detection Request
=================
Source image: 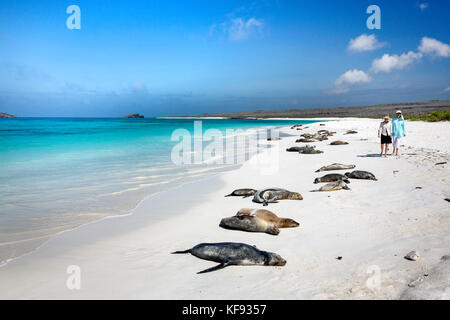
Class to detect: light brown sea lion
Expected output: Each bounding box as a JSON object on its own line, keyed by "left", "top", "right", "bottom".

{"left": 315, "top": 163, "right": 356, "bottom": 172}
{"left": 219, "top": 214, "right": 280, "bottom": 235}
{"left": 296, "top": 138, "right": 319, "bottom": 143}
{"left": 311, "top": 180, "right": 351, "bottom": 192}
{"left": 330, "top": 140, "right": 349, "bottom": 145}
{"left": 236, "top": 208, "right": 300, "bottom": 228}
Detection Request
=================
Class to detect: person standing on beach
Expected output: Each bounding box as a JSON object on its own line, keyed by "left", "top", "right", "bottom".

{"left": 378, "top": 116, "right": 392, "bottom": 157}
{"left": 392, "top": 110, "right": 406, "bottom": 156}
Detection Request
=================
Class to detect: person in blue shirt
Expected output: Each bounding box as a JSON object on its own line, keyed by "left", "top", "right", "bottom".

{"left": 392, "top": 110, "right": 406, "bottom": 156}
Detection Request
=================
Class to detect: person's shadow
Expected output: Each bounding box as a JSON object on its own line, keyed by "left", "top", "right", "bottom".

{"left": 357, "top": 153, "right": 382, "bottom": 158}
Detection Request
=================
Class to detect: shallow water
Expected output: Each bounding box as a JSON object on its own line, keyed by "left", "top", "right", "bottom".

{"left": 0, "top": 117, "right": 318, "bottom": 263}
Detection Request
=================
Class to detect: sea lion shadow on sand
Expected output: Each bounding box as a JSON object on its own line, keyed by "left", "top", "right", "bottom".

{"left": 172, "top": 242, "right": 286, "bottom": 274}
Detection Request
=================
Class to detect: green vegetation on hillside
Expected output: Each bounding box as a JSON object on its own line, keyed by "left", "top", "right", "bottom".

{"left": 406, "top": 110, "right": 450, "bottom": 122}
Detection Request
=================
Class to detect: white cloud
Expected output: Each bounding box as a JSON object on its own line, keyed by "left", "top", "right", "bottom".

{"left": 348, "top": 34, "right": 386, "bottom": 52}
{"left": 419, "top": 3, "right": 428, "bottom": 11}
{"left": 444, "top": 86, "right": 450, "bottom": 92}
{"left": 370, "top": 51, "right": 423, "bottom": 73}
{"left": 333, "top": 69, "right": 373, "bottom": 94}
{"left": 209, "top": 16, "right": 264, "bottom": 41}
{"left": 228, "top": 17, "right": 264, "bottom": 41}
{"left": 418, "top": 37, "right": 450, "bottom": 57}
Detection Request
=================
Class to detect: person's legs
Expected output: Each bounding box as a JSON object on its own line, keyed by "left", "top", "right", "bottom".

{"left": 385, "top": 143, "right": 389, "bottom": 157}
{"left": 380, "top": 143, "right": 384, "bottom": 156}
{"left": 393, "top": 137, "right": 400, "bottom": 156}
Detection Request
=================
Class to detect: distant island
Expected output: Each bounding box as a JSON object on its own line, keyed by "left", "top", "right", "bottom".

{"left": 0, "top": 112, "right": 18, "bottom": 118}
{"left": 122, "top": 113, "right": 144, "bottom": 118}
{"left": 161, "top": 100, "right": 450, "bottom": 120}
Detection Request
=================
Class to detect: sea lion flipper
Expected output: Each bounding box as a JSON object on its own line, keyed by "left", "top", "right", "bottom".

{"left": 172, "top": 249, "right": 191, "bottom": 254}
{"left": 197, "top": 261, "right": 230, "bottom": 274}
{"left": 344, "top": 186, "right": 351, "bottom": 190}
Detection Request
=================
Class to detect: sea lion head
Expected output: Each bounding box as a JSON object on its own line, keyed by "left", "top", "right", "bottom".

{"left": 267, "top": 224, "right": 280, "bottom": 235}
{"left": 287, "top": 192, "right": 303, "bottom": 200}
{"left": 314, "top": 178, "right": 321, "bottom": 184}
{"left": 278, "top": 218, "right": 300, "bottom": 228}
{"left": 266, "top": 252, "right": 287, "bottom": 266}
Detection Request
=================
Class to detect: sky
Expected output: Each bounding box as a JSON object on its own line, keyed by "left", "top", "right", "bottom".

{"left": 0, "top": 0, "right": 449, "bottom": 117}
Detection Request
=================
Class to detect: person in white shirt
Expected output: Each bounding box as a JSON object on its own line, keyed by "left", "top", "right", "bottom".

{"left": 378, "top": 116, "right": 393, "bottom": 157}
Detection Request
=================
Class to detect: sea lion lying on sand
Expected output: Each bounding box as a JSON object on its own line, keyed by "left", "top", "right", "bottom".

{"left": 225, "top": 188, "right": 257, "bottom": 198}
{"left": 286, "top": 147, "right": 305, "bottom": 152}
{"left": 172, "top": 242, "right": 286, "bottom": 274}
{"left": 345, "top": 170, "right": 377, "bottom": 181}
{"left": 219, "top": 214, "right": 280, "bottom": 235}
{"left": 314, "top": 173, "right": 350, "bottom": 184}
{"left": 315, "top": 163, "right": 356, "bottom": 172}
{"left": 253, "top": 188, "right": 303, "bottom": 206}
{"left": 299, "top": 145, "right": 323, "bottom": 154}
{"left": 311, "top": 180, "right": 350, "bottom": 192}
{"left": 330, "top": 141, "right": 349, "bottom": 145}
{"left": 267, "top": 137, "right": 281, "bottom": 141}
{"left": 296, "top": 138, "right": 319, "bottom": 143}
{"left": 344, "top": 130, "right": 358, "bottom": 135}
{"left": 236, "top": 208, "right": 300, "bottom": 228}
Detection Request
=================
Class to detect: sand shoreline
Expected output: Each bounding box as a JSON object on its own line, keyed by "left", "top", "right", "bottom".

{"left": 0, "top": 118, "right": 448, "bottom": 299}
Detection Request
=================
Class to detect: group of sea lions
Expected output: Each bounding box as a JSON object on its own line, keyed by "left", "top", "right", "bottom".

{"left": 311, "top": 163, "right": 377, "bottom": 192}
{"left": 287, "top": 129, "right": 351, "bottom": 154}
{"left": 172, "top": 125, "right": 377, "bottom": 274}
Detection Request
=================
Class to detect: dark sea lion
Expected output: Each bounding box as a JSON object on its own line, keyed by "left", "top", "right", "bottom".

{"left": 286, "top": 146, "right": 309, "bottom": 152}
{"left": 225, "top": 188, "right": 257, "bottom": 198}
{"left": 344, "top": 130, "right": 358, "bottom": 135}
{"left": 330, "top": 140, "right": 349, "bottom": 145}
{"left": 236, "top": 208, "right": 300, "bottom": 228}
{"left": 253, "top": 188, "right": 303, "bottom": 206}
{"left": 267, "top": 137, "right": 281, "bottom": 141}
{"left": 311, "top": 180, "right": 350, "bottom": 192}
{"left": 345, "top": 170, "right": 377, "bottom": 181}
{"left": 315, "top": 163, "right": 356, "bottom": 172}
{"left": 314, "top": 173, "right": 350, "bottom": 184}
{"left": 172, "top": 242, "right": 286, "bottom": 274}
{"left": 219, "top": 215, "right": 280, "bottom": 235}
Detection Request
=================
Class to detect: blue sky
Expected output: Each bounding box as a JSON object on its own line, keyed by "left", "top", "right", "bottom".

{"left": 0, "top": 0, "right": 449, "bottom": 117}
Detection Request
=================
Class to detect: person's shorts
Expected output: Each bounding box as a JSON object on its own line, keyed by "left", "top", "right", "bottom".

{"left": 381, "top": 134, "right": 392, "bottom": 144}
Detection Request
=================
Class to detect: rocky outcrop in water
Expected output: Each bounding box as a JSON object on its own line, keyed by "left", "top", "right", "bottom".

{"left": 122, "top": 113, "right": 144, "bottom": 118}
{"left": 0, "top": 112, "right": 17, "bottom": 118}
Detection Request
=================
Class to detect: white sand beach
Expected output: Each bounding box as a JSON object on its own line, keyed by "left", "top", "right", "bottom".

{"left": 0, "top": 118, "right": 449, "bottom": 300}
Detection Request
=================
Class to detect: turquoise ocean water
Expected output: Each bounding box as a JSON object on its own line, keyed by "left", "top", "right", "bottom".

{"left": 0, "top": 117, "right": 317, "bottom": 263}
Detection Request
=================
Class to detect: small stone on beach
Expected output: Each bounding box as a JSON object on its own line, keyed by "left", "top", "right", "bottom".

{"left": 404, "top": 251, "right": 420, "bottom": 261}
